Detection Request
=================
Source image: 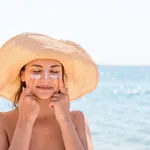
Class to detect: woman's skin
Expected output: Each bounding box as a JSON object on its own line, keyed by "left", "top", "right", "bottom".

{"left": 0, "top": 59, "right": 94, "bottom": 150}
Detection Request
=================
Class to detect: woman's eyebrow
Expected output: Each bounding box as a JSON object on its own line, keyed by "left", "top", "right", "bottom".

{"left": 31, "top": 64, "right": 60, "bottom": 68}
{"left": 50, "top": 65, "right": 60, "bottom": 68}
{"left": 31, "top": 64, "right": 43, "bottom": 68}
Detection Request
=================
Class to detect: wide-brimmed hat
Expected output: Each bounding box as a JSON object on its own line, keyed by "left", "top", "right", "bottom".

{"left": 0, "top": 32, "right": 99, "bottom": 102}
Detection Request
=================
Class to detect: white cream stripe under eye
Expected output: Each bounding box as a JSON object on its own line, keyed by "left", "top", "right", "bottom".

{"left": 44, "top": 69, "right": 59, "bottom": 79}
{"left": 31, "top": 66, "right": 62, "bottom": 80}
{"left": 31, "top": 74, "right": 40, "bottom": 79}
{"left": 30, "top": 74, "right": 60, "bottom": 79}
{"left": 50, "top": 74, "right": 59, "bottom": 79}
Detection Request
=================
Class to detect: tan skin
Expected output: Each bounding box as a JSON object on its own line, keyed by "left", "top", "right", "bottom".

{"left": 0, "top": 59, "right": 94, "bottom": 150}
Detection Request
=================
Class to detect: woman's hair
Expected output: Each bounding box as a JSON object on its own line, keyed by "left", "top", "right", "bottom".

{"left": 13, "top": 64, "right": 67, "bottom": 109}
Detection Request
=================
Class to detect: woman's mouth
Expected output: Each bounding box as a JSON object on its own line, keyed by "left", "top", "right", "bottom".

{"left": 37, "top": 86, "right": 52, "bottom": 90}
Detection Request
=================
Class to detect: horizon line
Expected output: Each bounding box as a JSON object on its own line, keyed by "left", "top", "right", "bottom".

{"left": 96, "top": 63, "right": 150, "bottom": 67}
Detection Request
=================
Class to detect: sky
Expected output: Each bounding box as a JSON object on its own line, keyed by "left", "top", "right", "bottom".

{"left": 0, "top": 0, "right": 150, "bottom": 65}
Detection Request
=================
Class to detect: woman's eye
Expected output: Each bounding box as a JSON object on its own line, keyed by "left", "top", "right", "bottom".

{"left": 51, "top": 71, "right": 59, "bottom": 74}
{"left": 32, "top": 70, "right": 59, "bottom": 74}
{"left": 33, "top": 70, "right": 41, "bottom": 73}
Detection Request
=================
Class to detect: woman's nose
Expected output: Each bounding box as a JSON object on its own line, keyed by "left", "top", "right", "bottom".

{"left": 39, "top": 71, "right": 50, "bottom": 80}
{"left": 45, "top": 69, "right": 49, "bottom": 80}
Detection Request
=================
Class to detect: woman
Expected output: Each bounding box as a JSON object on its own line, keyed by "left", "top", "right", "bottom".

{"left": 0, "top": 32, "right": 99, "bottom": 150}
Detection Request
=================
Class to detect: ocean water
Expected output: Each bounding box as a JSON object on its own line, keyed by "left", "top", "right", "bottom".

{"left": 0, "top": 65, "right": 150, "bottom": 150}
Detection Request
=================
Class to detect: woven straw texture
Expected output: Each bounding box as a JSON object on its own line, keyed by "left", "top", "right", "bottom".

{"left": 0, "top": 32, "right": 99, "bottom": 102}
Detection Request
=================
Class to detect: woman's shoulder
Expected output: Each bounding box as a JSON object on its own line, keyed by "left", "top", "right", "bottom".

{"left": 0, "top": 109, "right": 18, "bottom": 126}
{"left": 70, "top": 110, "right": 93, "bottom": 149}
{"left": 70, "top": 110, "right": 85, "bottom": 119}
{"left": 0, "top": 109, "right": 18, "bottom": 118}
{"left": 70, "top": 110, "right": 88, "bottom": 128}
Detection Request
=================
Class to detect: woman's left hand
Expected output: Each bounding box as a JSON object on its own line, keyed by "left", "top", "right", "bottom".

{"left": 49, "top": 77, "right": 71, "bottom": 123}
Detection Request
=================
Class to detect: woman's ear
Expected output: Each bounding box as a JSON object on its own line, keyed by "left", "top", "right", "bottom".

{"left": 20, "top": 70, "right": 25, "bottom": 82}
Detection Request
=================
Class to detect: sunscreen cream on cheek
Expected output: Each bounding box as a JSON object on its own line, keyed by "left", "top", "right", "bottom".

{"left": 50, "top": 74, "right": 59, "bottom": 79}
{"left": 45, "top": 69, "right": 60, "bottom": 80}
{"left": 30, "top": 74, "right": 41, "bottom": 79}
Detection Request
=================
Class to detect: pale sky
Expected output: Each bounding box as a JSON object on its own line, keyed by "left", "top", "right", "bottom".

{"left": 0, "top": 0, "right": 150, "bottom": 65}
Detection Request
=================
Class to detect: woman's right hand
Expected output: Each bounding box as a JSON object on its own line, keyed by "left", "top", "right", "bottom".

{"left": 18, "top": 77, "right": 40, "bottom": 124}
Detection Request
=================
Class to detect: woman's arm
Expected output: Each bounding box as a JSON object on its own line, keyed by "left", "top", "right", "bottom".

{"left": 8, "top": 118, "right": 34, "bottom": 150}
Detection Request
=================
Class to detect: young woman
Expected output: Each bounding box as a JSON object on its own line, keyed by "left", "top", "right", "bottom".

{"left": 0, "top": 32, "right": 99, "bottom": 150}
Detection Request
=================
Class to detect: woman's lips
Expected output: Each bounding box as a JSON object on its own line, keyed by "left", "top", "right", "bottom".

{"left": 37, "top": 86, "right": 52, "bottom": 90}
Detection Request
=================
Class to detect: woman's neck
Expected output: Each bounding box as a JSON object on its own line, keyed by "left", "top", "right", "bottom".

{"left": 37, "top": 98, "right": 55, "bottom": 119}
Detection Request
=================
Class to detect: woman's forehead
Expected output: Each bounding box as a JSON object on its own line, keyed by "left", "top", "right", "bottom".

{"left": 26, "top": 59, "right": 62, "bottom": 67}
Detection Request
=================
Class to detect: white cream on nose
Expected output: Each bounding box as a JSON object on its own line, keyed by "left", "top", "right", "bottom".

{"left": 45, "top": 69, "right": 49, "bottom": 80}
{"left": 45, "top": 69, "right": 60, "bottom": 79}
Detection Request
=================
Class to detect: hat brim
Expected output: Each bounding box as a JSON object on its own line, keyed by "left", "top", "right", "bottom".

{"left": 0, "top": 33, "right": 99, "bottom": 102}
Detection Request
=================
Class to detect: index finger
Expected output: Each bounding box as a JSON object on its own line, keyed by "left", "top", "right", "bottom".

{"left": 26, "top": 77, "right": 35, "bottom": 95}
{"left": 58, "top": 76, "right": 67, "bottom": 94}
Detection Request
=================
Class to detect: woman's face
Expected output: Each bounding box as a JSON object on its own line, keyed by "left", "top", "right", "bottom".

{"left": 21, "top": 59, "right": 63, "bottom": 99}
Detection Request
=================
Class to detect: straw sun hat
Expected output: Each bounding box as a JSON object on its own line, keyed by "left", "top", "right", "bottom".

{"left": 0, "top": 32, "right": 99, "bottom": 102}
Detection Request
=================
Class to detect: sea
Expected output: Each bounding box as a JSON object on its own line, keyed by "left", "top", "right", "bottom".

{"left": 0, "top": 65, "right": 150, "bottom": 150}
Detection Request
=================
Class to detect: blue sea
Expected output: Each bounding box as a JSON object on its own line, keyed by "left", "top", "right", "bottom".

{"left": 0, "top": 65, "right": 150, "bottom": 150}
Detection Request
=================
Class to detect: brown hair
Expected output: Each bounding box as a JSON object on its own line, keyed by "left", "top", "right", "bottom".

{"left": 13, "top": 64, "right": 67, "bottom": 109}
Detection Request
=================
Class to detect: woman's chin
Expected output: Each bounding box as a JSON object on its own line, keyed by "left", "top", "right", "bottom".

{"left": 35, "top": 93, "right": 53, "bottom": 100}
{"left": 33, "top": 88, "right": 57, "bottom": 100}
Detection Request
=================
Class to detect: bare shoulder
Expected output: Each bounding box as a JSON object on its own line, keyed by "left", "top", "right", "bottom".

{"left": 0, "top": 109, "right": 18, "bottom": 129}
{"left": 70, "top": 110, "right": 89, "bottom": 132}
{"left": 70, "top": 110, "right": 85, "bottom": 117}
{"left": 0, "top": 109, "right": 17, "bottom": 115}
{"left": 70, "top": 110, "right": 87, "bottom": 126}
{"left": 70, "top": 110, "right": 94, "bottom": 150}
{"left": 0, "top": 109, "right": 18, "bottom": 119}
